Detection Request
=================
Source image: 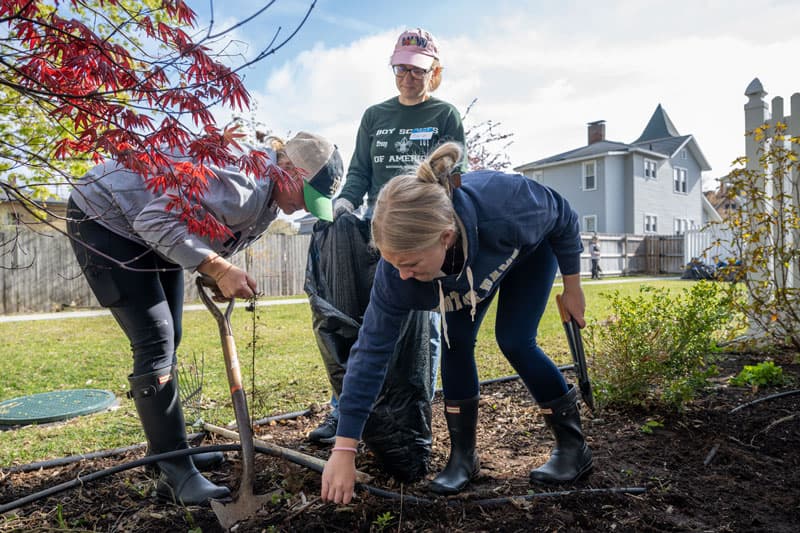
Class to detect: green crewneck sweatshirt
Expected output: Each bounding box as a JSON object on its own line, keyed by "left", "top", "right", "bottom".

{"left": 338, "top": 96, "right": 466, "bottom": 211}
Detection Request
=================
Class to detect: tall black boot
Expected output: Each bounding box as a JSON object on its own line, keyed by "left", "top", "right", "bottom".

{"left": 128, "top": 367, "right": 230, "bottom": 506}
{"left": 144, "top": 367, "right": 224, "bottom": 474}
{"left": 529, "top": 385, "right": 593, "bottom": 485}
{"left": 429, "top": 396, "right": 480, "bottom": 495}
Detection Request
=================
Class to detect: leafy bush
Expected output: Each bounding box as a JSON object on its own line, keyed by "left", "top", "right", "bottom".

{"left": 714, "top": 121, "right": 800, "bottom": 351}
{"left": 587, "top": 281, "right": 740, "bottom": 410}
{"left": 730, "top": 361, "right": 788, "bottom": 390}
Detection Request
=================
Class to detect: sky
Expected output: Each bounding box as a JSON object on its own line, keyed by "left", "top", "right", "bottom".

{"left": 186, "top": 0, "right": 800, "bottom": 191}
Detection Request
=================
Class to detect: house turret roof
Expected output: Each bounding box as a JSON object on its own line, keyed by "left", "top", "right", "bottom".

{"left": 633, "top": 104, "right": 681, "bottom": 143}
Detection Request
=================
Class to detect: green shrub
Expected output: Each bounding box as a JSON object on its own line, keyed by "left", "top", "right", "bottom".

{"left": 587, "top": 281, "right": 740, "bottom": 410}
{"left": 730, "top": 360, "right": 788, "bottom": 390}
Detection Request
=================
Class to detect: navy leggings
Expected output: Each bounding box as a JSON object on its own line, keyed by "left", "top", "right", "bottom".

{"left": 440, "top": 242, "right": 569, "bottom": 404}
{"left": 67, "top": 198, "right": 184, "bottom": 376}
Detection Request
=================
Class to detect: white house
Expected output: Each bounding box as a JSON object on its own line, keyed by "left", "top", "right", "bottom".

{"left": 515, "top": 105, "right": 715, "bottom": 235}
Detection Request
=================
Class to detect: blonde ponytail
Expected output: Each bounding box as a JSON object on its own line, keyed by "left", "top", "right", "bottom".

{"left": 372, "top": 142, "right": 464, "bottom": 253}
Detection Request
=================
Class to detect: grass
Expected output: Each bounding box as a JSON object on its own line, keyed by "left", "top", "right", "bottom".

{"left": 0, "top": 277, "right": 692, "bottom": 466}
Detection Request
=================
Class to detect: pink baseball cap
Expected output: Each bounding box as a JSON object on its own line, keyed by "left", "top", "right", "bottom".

{"left": 390, "top": 28, "right": 439, "bottom": 70}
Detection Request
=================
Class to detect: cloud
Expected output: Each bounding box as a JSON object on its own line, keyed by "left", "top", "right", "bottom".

{"left": 237, "top": 4, "right": 800, "bottom": 191}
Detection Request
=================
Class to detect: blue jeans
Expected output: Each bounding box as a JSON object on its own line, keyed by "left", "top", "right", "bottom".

{"left": 440, "top": 242, "right": 568, "bottom": 404}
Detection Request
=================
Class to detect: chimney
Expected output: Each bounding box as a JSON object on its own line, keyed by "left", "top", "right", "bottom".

{"left": 587, "top": 120, "right": 606, "bottom": 145}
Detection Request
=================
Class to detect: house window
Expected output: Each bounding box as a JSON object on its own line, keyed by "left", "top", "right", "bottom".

{"left": 644, "top": 214, "right": 658, "bottom": 233}
{"left": 583, "top": 215, "right": 597, "bottom": 233}
{"left": 531, "top": 170, "right": 543, "bottom": 183}
{"left": 582, "top": 161, "right": 596, "bottom": 191}
{"left": 644, "top": 159, "right": 657, "bottom": 179}
{"left": 681, "top": 149, "right": 688, "bottom": 159}
{"left": 673, "top": 218, "right": 692, "bottom": 235}
{"left": 673, "top": 167, "right": 687, "bottom": 193}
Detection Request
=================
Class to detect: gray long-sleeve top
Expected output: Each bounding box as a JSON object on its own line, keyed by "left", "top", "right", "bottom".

{"left": 70, "top": 149, "right": 280, "bottom": 269}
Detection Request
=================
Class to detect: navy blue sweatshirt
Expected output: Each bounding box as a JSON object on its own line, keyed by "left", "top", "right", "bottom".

{"left": 337, "top": 170, "right": 582, "bottom": 439}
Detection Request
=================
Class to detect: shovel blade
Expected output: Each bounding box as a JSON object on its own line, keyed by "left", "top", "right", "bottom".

{"left": 211, "top": 492, "right": 273, "bottom": 531}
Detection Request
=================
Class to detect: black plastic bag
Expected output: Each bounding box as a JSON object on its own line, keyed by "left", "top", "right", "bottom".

{"left": 304, "top": 213, "right": 433, "bottom": 482}
{"left": 681, "top": 259, "right": 716, "bottom": 280}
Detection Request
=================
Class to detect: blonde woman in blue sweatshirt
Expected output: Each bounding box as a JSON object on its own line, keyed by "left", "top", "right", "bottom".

{"left": 321, "top": 142, "right": 593, "bottom": 504}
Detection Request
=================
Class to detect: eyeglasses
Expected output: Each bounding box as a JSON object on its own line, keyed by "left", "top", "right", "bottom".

{"left": 392, "top": 65, "right": 431, "bottom": 79}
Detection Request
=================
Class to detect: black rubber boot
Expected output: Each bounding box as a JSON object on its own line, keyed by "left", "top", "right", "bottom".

{"left": 429, "top": 396, "right": 480, "bottom": 495}
{"left": 145, "top": 443, "right": 225, "bottom": 474}
{"left": 128, "top": 367, "right": 230, "bottom": 506}
{"left": 529, "top": 385, "right": 593, "bottom": 485}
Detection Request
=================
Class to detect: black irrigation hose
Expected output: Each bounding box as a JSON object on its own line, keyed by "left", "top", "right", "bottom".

{"left": 1, "top": 444, "right": 239, "bottom": 515}
{"left": 1, "top": 365, "right": 587, "bottom": 514}
{"left": 2, "top": 443, "right": 147, "bottom": 475}
{"left": 464, "top": 486, "right": 646, "bottom": 507}
{"left": 1, "top": 441, "right": 647, "bottom": 515}
{"left": 1, "top": 409, "right": 313, "bottom": 475}
{"left": 356, "top": 484, "right": 646, "bottom": 507}
{"left": 2, "top": 368, "right": 572, "bottom": 474}
{"left": 729, "top": 388, "right": 800, "bottom": 414}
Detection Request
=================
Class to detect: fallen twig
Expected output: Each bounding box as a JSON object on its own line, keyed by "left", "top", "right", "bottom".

{"left": 703, "top": 443, "right": 720, "bottom": 466}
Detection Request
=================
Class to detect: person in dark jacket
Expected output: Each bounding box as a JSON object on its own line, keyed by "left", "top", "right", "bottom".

{"left": 321, "top": 142, "right": 593, "bottom": 504}
{"left": 308, "top": 28, "right": 466, "bottom": 444}
{"left": 67, "top": 132, "right": 342, "bottom": 506}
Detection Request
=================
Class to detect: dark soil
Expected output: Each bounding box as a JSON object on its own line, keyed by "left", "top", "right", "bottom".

{"left": 2, "top": 350, "right": 799, "bottom": 532}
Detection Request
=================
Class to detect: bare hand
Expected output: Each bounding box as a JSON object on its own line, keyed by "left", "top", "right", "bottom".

{"left": 216, "top": 265, "right": 257, "bottom": 299}
{"left": 560, "top": 274, "right": 586, "bottom": 328}
{"left": 321, "top": 450, "right": 357, "bottom": 504}
{"left": 197, "top": 254, "right": 257, "bottom": 299}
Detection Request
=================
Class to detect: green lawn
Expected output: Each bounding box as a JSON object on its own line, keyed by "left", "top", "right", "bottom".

{"left": 0, "top": 277, "right": 692, "bottom": 466}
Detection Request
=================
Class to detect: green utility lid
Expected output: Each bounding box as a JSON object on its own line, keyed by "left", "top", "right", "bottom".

{"left": 0, "top": 389, "right": 116, "bottom": 426}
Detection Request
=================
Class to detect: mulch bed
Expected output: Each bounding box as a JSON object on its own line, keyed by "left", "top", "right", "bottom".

{"left": 2, "top": 350, "right": 798, "bottom": 532}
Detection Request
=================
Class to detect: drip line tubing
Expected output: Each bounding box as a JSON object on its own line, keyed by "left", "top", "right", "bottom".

{"left": 1, "top": 369, "right": 570, "bottom": 474}
{"left": 1, "top": 365, "right": 589, "bottom": 514}
{"left": 2, "top": 410, "right": 313, "bottom": 475}
{"left": 1, "top": 442, "right": 645, "bottom": 515}
{"left": 729, "top": 388, "right": 800, "bottom": 414}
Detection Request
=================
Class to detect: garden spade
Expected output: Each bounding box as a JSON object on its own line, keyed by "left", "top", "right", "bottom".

{"left": 555, "top": 293, "right": 595, "bottom": 411}
{"left": 196, "top": 276, "right": 270, "bottom": 530}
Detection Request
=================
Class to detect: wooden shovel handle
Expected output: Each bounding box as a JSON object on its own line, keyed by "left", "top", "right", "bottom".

{"left": 555, "top": 293, "right": 571, "bottom": 323}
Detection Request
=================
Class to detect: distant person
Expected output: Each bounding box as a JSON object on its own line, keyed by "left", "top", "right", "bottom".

{"left": 321, "top": 142, "right": 593, "bottom": 504}
{"left": 67, "top": 132, "right": 342, "bottom": 506}
{"left": 590, "top": 235, "right": 601, "bottom": 279}
{"left": 307, "top": 27, "right": 466, "bottom": 444}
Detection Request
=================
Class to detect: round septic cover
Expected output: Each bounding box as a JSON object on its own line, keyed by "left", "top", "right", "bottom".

{"left": 0, "top": 389, "right": 116, "bottom": 426}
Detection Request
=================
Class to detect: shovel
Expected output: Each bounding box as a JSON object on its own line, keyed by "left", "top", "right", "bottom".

{"left": 196, "top": 276, "right": 270, "bottom": 530}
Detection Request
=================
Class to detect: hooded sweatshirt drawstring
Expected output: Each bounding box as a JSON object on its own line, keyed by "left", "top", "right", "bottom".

{"left": 438, "top": 264, "right": 478, "bottom": 350}
{"left": 465, "top": 266, "right": 477, "bottom": 321}
{"left": 438, "top": 280, "right": 450, "bottom": 348}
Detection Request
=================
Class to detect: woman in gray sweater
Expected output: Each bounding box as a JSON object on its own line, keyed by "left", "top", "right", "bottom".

{"left": 67, "top": 132, "right": 342, "bottom": 506}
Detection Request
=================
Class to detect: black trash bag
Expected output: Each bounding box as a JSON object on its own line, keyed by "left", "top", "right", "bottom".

{"left": 304, "top": 213, "right": 433, "bottom": 482}
{"left": 681, "top": 259, "right": 716, "bottom": 280}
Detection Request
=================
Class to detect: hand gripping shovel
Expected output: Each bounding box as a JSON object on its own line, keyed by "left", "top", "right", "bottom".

{"left": 196, "top": 276, "right": 270, "bottom": 530}
{"left": 555, "top": 293, "right": 595, "bottom": 412}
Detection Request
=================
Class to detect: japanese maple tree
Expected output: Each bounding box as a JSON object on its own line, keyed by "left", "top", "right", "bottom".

{"left": 0, "top": 0, "right": 312, "bottom": 240}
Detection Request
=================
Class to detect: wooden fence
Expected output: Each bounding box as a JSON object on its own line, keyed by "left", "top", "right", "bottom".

{"left": 580, "top": 233, "right": 684, "bottom": 277}
{"left": 0, "top": 228, "right": 691, "bottom": 315}
{"left": 0, "top": 228, "right": 311, "bottom": 315}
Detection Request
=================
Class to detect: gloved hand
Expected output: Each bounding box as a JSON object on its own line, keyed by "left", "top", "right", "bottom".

{"left": 332, "top": 198, "right": 355, "bottom": 219}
